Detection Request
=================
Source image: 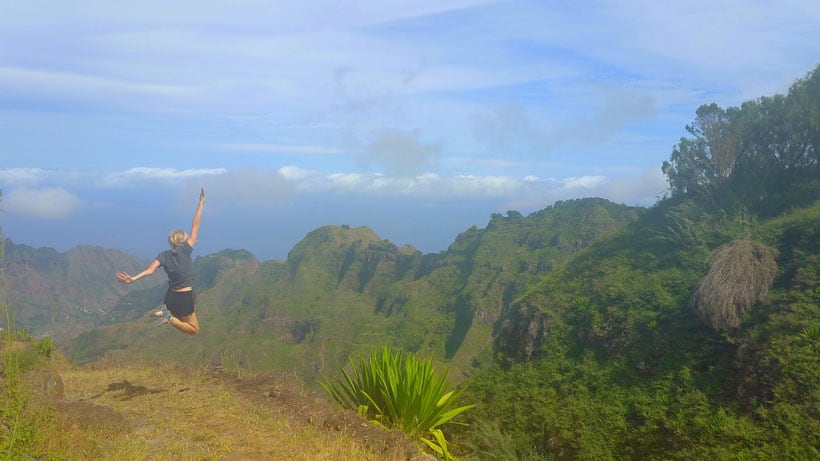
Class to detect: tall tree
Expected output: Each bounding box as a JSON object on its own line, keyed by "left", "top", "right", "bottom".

{"left": 662, "top": 103, "right": 742, "bottom": 204}
{"left": 664, "top": 64, "right": 820, "bottom": 214}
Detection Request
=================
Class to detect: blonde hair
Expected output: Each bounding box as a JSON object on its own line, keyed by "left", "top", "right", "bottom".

{"left": 168, "top": 229, "right": 187, "bottom": 247}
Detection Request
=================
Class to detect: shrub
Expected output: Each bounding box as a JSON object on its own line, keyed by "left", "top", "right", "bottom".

{"left": 322, "top": 345, "right": 474, "bottom": 460}
{"left": 693, "top": 236, "right": 778, "bottom": 331}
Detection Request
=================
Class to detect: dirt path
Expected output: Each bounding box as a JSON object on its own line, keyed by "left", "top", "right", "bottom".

{"left": 49, "top": 361, "right": 424, "bottom": 460}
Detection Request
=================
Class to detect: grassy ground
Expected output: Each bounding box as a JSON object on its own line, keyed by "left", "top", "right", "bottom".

{"left": 38, "top": 357, "right": 423, "bottom": 460}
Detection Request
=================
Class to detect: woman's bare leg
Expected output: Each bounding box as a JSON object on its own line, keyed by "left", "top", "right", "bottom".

{"left": 170, "top": 312, "right": 199, "bottom": 336}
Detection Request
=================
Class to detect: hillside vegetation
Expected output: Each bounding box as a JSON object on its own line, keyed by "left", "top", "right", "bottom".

{"left": 457, "top": 65, "right": 819, "bottom": 459}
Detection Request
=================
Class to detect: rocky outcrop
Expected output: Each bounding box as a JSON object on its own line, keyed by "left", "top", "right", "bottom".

{"left": 495, "top": 299, "right": 557, "bottom": 362}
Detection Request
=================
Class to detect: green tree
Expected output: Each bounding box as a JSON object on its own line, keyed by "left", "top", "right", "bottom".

{"left": 664, "top": 64, "right": 819, "bottom": 215}
{"left": 738, "top": 66, "right": 820, "bottom": 214}
{"left": 662, "top": 103, "right": 743, "bottom": 205}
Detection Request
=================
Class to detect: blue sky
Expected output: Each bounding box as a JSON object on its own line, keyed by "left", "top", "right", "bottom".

{"left": 1, "top": 0, "right": 818, "bottom": 261}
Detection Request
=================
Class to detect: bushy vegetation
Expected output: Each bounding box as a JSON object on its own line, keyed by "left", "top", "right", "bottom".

{"left": 693, "top": 236, "right": 779, "bottom": 331}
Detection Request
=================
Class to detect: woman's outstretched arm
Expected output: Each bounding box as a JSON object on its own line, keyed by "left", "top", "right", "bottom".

{"left": 188, "top": 187, "right": 206, "bottom": 247}
{"left": 116, "top": 259, "right": 161, "bottom": 284}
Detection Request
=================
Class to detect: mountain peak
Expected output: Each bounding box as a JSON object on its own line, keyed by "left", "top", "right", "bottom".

{"left": 287, "top": 225, "right": 383, "bottom": 260}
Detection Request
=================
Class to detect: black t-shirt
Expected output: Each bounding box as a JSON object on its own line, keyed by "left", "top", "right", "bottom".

{"left": 157, "top": 242, "right": 194, "bottom": 290}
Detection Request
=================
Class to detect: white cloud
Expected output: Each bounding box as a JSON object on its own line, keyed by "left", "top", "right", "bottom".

{"left": 0, "top": 165, "right": 683, "bottom": 212}
{"left": 278, "top": 166, "right": 316, "bottom": 180}
{"left": 210, "top": 165, "right": 665, "bottom": 205}
{"left": 562, "top": 176, "right": 607, "bottom": 189}
{"left": 499, "top": 166, "right": 669, "bottom": 212}
{"left": 273, "top": 168, "right": 525, "bottom": 197}
{"left": 3, "top": 187, "right": 81, "bottom": 219}
{"left": 0, "top": 168, "right": 51, "bottom": 185}
{"left": 102, "top": 167, "right": 227, "bottom": 187}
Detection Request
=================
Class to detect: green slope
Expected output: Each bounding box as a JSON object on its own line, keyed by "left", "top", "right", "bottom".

{"left": 62, "top": 200, "right": 642, "bottom": 384}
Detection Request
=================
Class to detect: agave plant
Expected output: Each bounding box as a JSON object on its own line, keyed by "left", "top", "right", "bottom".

{"left": 321, "top": 345, "right": 474, "bottom": 460}
{"left": 801, "top": 325, "right": 820, "bottom": 341}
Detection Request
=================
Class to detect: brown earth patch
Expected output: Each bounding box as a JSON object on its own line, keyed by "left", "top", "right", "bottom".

{"left": 56, "top": 399, "right": 132, "bottom": 433}
{"left": 209, "top": 368, "right": 432, "bottom": 460}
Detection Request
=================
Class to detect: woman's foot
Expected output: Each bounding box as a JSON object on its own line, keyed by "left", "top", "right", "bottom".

{"left": 144, "top": 304, "right": 168, "bottom": 318}
{"left": 153, "top": 313, "right": 173, "bottom": 330}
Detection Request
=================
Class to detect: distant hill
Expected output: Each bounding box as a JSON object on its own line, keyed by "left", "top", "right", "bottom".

{"left": 1, "top": 239, "right": 164, "bottom": 341}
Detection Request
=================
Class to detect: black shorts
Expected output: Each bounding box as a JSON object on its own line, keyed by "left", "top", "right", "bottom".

{"left": 164, "top": 289, "right": 195, "bottom": 318}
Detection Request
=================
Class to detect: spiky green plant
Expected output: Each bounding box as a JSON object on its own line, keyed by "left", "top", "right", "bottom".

{"left": 322, "top": 345, "right": 474, "bottom": 460}
{"left": 801, "top": 326, "right": 820, "bottom": 341}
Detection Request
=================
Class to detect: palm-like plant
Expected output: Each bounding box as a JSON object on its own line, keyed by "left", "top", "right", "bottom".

{"left": 321, "top": 345, "right": 474, "bottom": 460}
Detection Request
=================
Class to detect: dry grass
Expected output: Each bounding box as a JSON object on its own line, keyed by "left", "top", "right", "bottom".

{"left": 693, "top": 236, "right": 779, "bottom": 331}
{"left": 39, "top": 359, "right": 422, "bottom": 460}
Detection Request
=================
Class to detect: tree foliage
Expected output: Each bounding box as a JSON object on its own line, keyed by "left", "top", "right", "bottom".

{"left": 662, "top": 103, "right": 742, "bottom": 203}
{"left": 663, "top": 65, "right": 819, "bottom": 215}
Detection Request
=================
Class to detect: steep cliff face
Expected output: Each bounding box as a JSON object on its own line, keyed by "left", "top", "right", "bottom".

{"left": 420, "top": 199, "right": 644, "bottom": 362}
{"left": 494, "top": 298, "right": 559, "bottom": 362}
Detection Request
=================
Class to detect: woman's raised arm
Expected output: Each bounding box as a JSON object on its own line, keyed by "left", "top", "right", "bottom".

{"left": 188, "top": 187, "right": 206, "bottom": 247}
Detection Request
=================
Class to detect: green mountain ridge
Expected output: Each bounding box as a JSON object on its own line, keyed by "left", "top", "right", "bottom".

{"left": 57, "top": 198, "right": 643, "bottom": 383}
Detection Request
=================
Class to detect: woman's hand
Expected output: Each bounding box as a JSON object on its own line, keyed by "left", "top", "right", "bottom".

{"left": 116, "top": 272, "right": 134, "bottom": 284}
{"left": 199, "top": 187, "right": 206, "bottom": 203}
{"left": 118, "top": 261, "right": 158, "bottom": 284}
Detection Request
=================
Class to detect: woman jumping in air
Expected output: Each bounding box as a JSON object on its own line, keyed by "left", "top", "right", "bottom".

{"left": 116, "top": 188, "right": 206, "bottom": 335}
